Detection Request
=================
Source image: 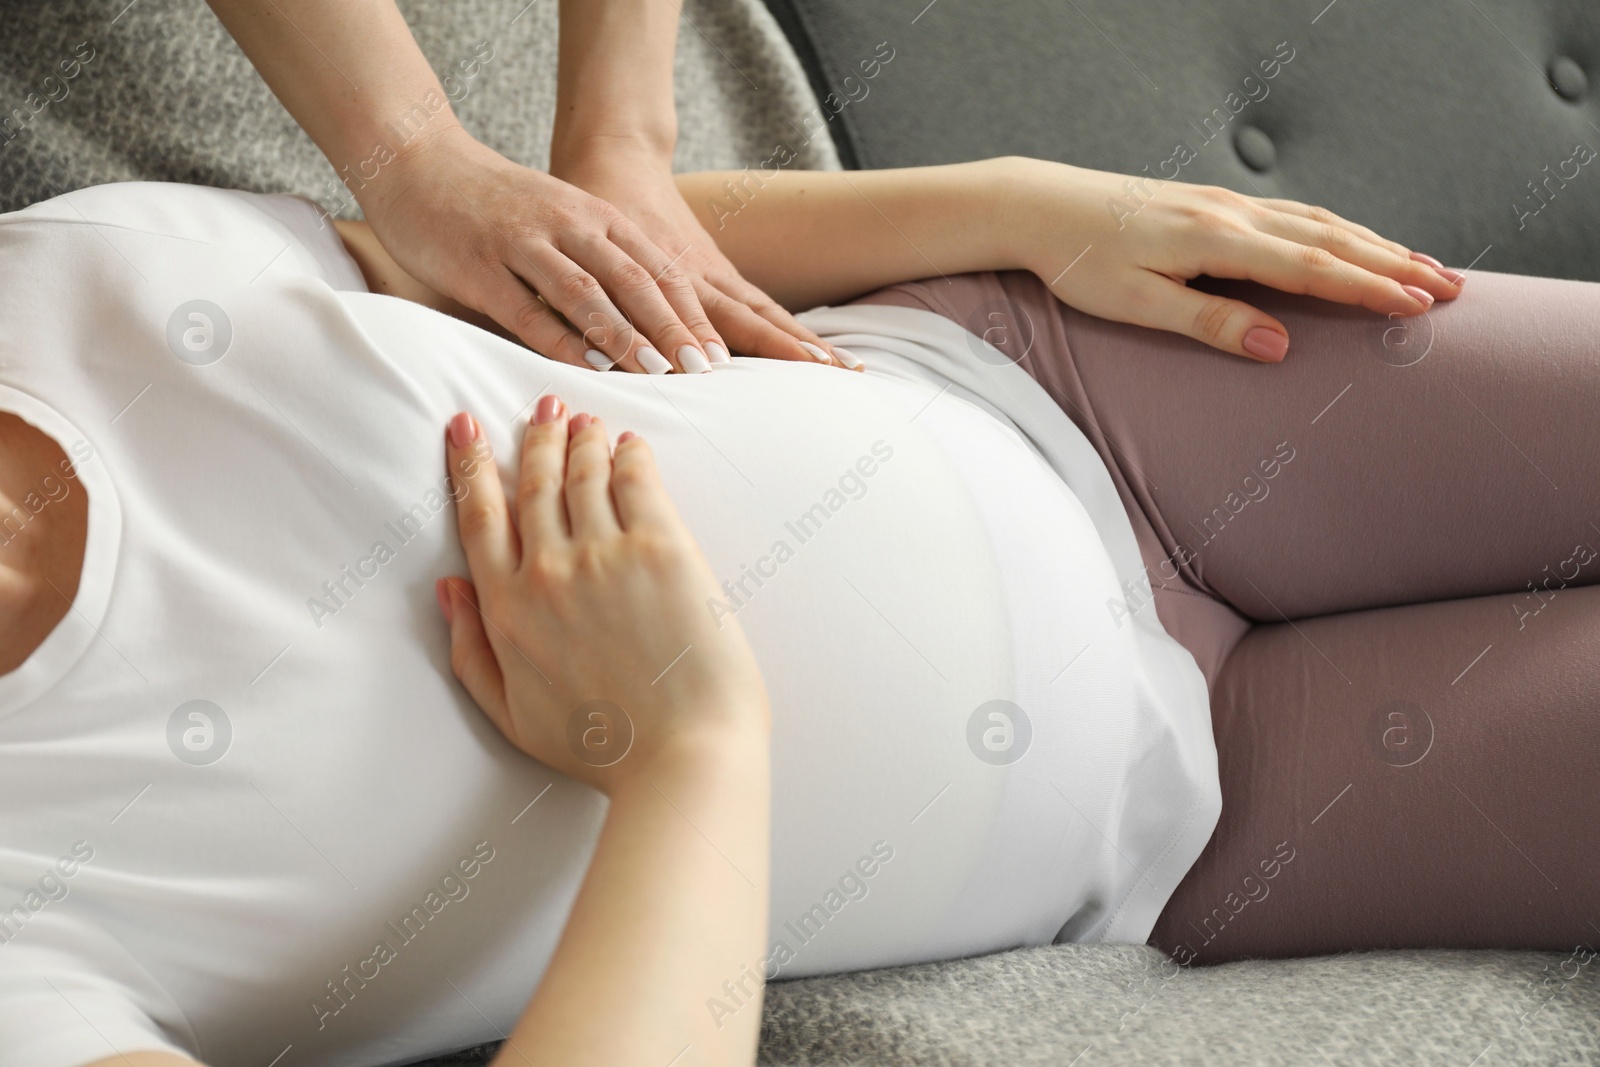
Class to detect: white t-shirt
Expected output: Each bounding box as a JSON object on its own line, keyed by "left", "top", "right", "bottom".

{"left": 0, "top": 183, "right": 1218, "bottom": 1067}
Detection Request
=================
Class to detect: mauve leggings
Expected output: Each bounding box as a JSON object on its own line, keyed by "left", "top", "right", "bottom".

{"left": 854, "top": 270, "right": 1600, "bottom": 965}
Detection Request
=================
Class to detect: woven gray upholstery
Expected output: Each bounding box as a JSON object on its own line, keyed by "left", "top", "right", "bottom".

{"left": 0, "top": 0, "right": 838, "bottom": 215}
{"left": 765, "top": 0, "right": 1600, "bottom": 282}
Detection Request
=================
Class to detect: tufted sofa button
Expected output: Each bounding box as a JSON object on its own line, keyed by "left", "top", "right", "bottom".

{"left": 1548, "top": 56, "right": 1587, "bottom": 101}
{"left": 1233, "top": 124, "right": 1276, "bottom": 172}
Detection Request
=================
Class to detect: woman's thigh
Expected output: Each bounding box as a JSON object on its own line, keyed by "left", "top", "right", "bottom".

{"left": 858, "top": 269, "right": 1600, "bottom": 623}
{"left": 1145, "top": 581, "right": 1600, "bottom": 963}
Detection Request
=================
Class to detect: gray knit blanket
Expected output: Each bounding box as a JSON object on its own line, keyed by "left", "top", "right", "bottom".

{"left": 0, "top": 0, "right": 838, "bottom": 214}
{"left": 2, "top": 4, "right": 1594, "bottom": 1065}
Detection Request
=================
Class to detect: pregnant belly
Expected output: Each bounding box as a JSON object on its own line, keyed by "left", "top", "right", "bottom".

{"left": 312, "top": 296, "right": 1163, "bottom": 979}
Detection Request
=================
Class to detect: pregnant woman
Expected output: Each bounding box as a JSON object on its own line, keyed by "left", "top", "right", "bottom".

{"left": 0, "top": 160, "right": 1595, "bottom": 1067}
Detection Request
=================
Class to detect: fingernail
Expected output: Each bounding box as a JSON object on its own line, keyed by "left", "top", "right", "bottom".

{"left": 570, "top": 412, "right": 594, "bottom": 434}
{"left": 799, "top": 341, "right": 832, "bottom": 363}
{"left": 835, "top": 348, "right": 864, "bottom": 370}
{"left": 618, "top": 430, "right": 636, "bottom": 445}
{"left": 706, "top": 342, "right": 731, "bottom": 365}
{"left": 583, "top": 348, "right": 614, "bottom": 371}
{"left": 638, "top": 347, "right": 672, "bottom": 374}
{"left": 448, "top": 412, "right": 477, "bottom": 449}
{"left": 435, "top": 578, "right": 455, "bottom": 624}
{"left": 534, "top": 394, "right": 563, "bottom": 425}
{"left": 678, "top": 344, "right": 711, "bottom": 374}
{"left": 1402, "top": 284, "right": 1435, "bottom": 308}
{"left": 1440, "top": 268, "right": 1467, "bottom": 286}
{"left": 1409, "top": 251, "right": 1446, "bottom": 270}
{"left": 1241, "top": 327, "right": 1288, "bottom": 362}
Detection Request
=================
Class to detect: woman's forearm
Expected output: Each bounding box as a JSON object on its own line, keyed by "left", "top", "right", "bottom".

{"left": 202, "top": 0, "right": 463, "bottom": 184}
{"left": 492, "top": 732, "right": 772, "bottom": 1067}
{"left": 676, "top": 159, "right": 1036, "bottom": 310}
{"left": 550, "top": 0, "right": 682, "bottom": 172}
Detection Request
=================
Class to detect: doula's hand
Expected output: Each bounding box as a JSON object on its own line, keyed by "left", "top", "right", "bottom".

{"left": 435, "top": 398, "right": 770, "bottom": 793}
{"left": 360, "top": 125, "right": 723, "bottom": 374}
{"left": 1011, "top": 159, "right": 1467, "bottom": 362}
{"left": 553, "top": 148, "right": 862, "bottom": 371}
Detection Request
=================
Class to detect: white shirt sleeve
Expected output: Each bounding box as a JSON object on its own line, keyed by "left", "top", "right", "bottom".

{"left": 0, "top": 910, "right": 196, "bottom": 1067}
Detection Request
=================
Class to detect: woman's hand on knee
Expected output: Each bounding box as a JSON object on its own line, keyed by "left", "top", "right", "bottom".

{"left": 1009, "top": 159, "right": 1467, "bottom": 362}
{"left": 434, "top": 399, "right": 770, "bottom": 793}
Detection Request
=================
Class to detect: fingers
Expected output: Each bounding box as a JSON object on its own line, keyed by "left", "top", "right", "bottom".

{"left": 501, "top": 240, "right": 653, "bottom": 373}
{"left": 603, "top": 222, "right": 726, "bottom": 373}
{"left": 471, "top": 266, "right": 590, "bottom": 366}
{"left": 437, "top": 576, "right": 511, "bottom": 737}
{"left": 1253, "top": 197, "right": 1427, "bottom": 263}
{"left": 517, "top": 394, "right": 573, "bottom": 545}
{"left": 1250, "top": 211, "right": 1464, "bottom": 303}
{"left": 564, "top": 412, "right": 623, "bottom": 540}
{"left": 1199, "top": 230, "right": 1436, "bottom": 319}
{"left": 447, "top": 411, "right": 518, "bottom": 577}
{"left": 699, "top": 274, "right": 864, "bottom": 371}
{"left": 554, "top": 229, "right": 713, "bottom": 375}
{"left": 609, "top": 431, "right": 678, "bottom": 531}
{"left": 1123, "top": 270, "right": 1291, "bottom": 363}
{"left": 516, "top": 394, "right": 626, "bottom": 548}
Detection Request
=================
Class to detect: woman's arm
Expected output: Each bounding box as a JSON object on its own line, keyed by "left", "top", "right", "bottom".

{"left": 677, "top": 158, "right": 1466, "bottom": 362}
{"left": 439, "top": 405, "right": 773, "bottom": 1065}
{"left": 546, "top": 0, "right": 851, "bottom": 368}
{"left": 201, "top": 0, "right": 720, "bottom": 373}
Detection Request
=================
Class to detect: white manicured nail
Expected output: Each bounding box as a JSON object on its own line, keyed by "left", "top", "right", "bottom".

{"left": 638, "top": 347, "right": 672, "bottom": 374}
{"left": 678, "top": 344, "right": 711, "bottom": 374}
{"left": 835, "top": 348, "right": 864, "bottom": 369}
{"left": 706, "top": 341, "right": 731, "bottom": 365}
{"left": 583, "top": 348, "right": 614, "bottom": 371}
{"left": 799, "top": 342, "right": 832, "bottom": 363}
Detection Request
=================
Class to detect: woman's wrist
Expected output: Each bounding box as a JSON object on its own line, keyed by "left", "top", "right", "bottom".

{"left": 985, "top": 156, "right": 1085, "bottom": 281}
{"left": 356, "top": 119, "right": 478, "bottom": 220}
{"left": 607, "top": 712, "right": 772, "bottom": 803}
{"left": 549, "top": 127, "right": 678, "bottom": 186}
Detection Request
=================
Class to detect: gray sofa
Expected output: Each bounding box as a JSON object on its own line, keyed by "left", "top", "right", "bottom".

{"left": 765, "top": 0, "right": 1600, "bottom": 282}
{"left": 2, "top": 0, "right": 1595, "bottom": 1064}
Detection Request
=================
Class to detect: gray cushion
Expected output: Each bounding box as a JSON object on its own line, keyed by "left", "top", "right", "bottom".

{"left": 764, "top": 0, "right": 1600, "bottom": 281}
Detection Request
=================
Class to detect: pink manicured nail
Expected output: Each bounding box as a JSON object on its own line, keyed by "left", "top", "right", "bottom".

{"left": 435, "top": 578, "right": 455, "bottom": 624}
{"left": 1402, "top": 285, "right": 1435, "bottom": 308}
{"left": 447, "top": 412, "right": 477, "bottom": 449}
{"left": 569, "top": 412, "right": 594, "bottom": 435}
{"left": 618, "top": 430, "right": 637, "bottom": 444}
{"left": 534, "top": 394, "right": 563, "bottom": 425}
{"left": 1410, "top": 251, "right": 1446, "bottom": 270}
{"left": 1241, "top": 327, "right": 1288, "bottom": 362}
{"left": 1440, "top": 268, "right": 1467, "bottom": 286}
